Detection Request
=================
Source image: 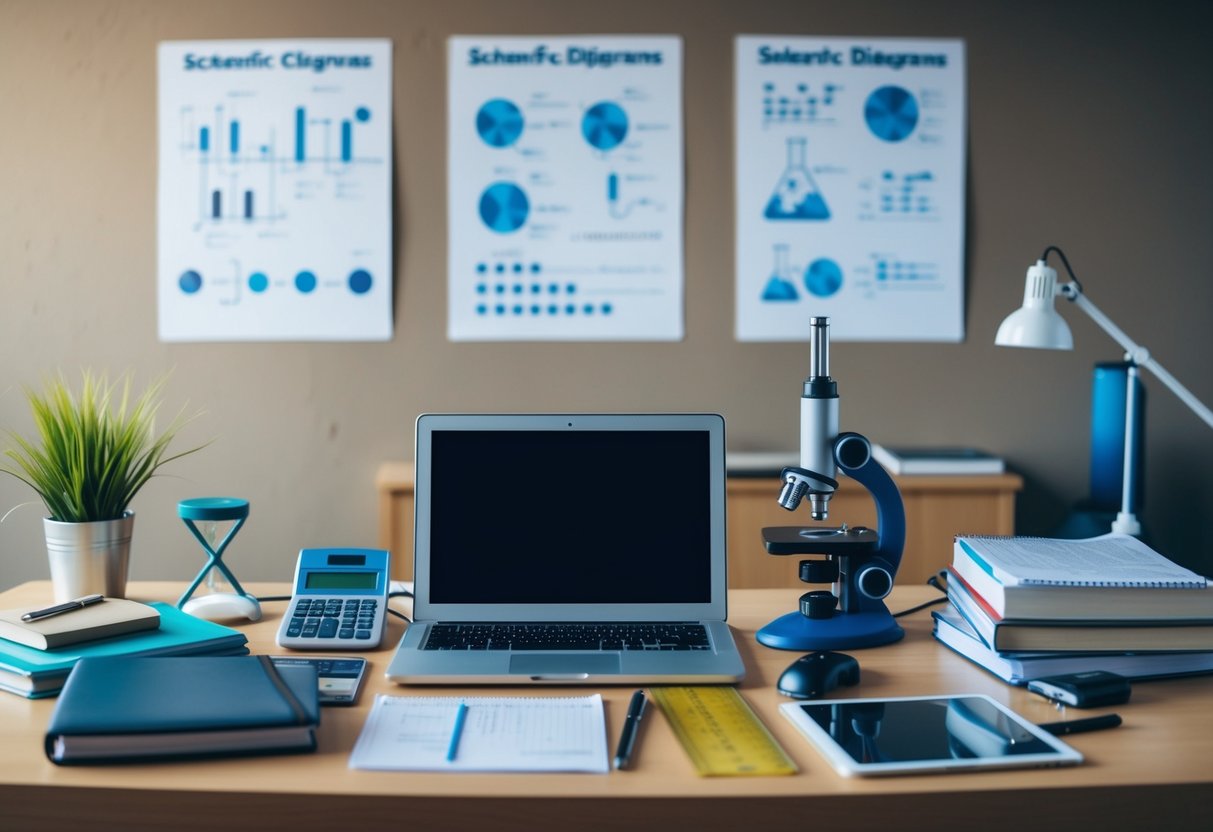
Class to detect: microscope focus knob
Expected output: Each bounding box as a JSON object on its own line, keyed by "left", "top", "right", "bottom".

{"left": 854, "top": 561, "right": 895, "bottom": 600}
{"left": 800, "top": 590, "right": 837, "bottom": 620}
{"left": 799, "top": 559, "right": 839, "bottom": 584}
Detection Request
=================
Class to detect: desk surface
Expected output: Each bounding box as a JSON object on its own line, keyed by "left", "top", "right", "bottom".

{"left": 2, "top": 581, "right": 1210, "bottom": 832}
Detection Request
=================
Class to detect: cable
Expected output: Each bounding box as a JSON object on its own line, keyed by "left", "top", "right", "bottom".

{"left": 891, "top": 571, "right": 949, "bottom": 618}
{"left": 1041, "top": 244, "right": 1083, "bottom": 294}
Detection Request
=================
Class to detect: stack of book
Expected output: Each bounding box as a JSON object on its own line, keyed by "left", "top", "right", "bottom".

{"left": 0, "top": 599, "right": 249, "bottom": 698}
{"left": 932, "top": 532, "right": 1213, "bottom": 684}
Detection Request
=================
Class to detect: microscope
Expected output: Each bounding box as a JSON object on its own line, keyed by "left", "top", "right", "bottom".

{"left": 757, "top": 316, "right": 907, "bottom": 651}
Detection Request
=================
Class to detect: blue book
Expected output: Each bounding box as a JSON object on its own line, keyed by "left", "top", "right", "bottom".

{"left": 0, "top": 602, "right": 248, "bottom": 698}
{"left": 45, "top": 655, "right": 319, "bottom": 764}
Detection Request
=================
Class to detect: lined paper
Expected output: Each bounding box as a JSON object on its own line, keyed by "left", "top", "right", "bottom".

{"left": 349, "top": 694, "right": 609, "bottom": 772}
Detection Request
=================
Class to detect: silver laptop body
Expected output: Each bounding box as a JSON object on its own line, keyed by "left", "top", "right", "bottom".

{"left": 386, "top": 413, "right": 745, "bottom": 684}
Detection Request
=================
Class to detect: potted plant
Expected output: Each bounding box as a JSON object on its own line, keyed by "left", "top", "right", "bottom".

{"left": 2, "top": 371, "right": 204, "bottom": 602}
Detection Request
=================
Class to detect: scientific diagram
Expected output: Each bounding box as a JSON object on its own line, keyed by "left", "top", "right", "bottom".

{"left": 157, "top": 39, "right": 392, "bottom": 341}
{"left": 762, "top": 81, "right": 841, "bottom": 127}
{"left": 448, "top": 36, "right": 684, "bottom": 341}
{"left": 476, "top": 98, "right": 525, "bottom": 148}
{"left": 863, "top": 85, "right": 919, "bottom": 143}
{"left": 764, "top": 137, "right": 831, "bottom": 221}
{"left": 760, "top": 244, "right": 845, "bottom": 302}
{"left": 735, "top": 36, "right": 966, "bottom": 342}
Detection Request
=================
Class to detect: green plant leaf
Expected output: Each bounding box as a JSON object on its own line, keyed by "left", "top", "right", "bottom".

{"left": 1, "top": 370, "right": 206, "bottom": 523}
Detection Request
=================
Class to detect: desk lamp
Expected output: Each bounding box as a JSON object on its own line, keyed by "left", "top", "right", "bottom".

{"left": 995, "top": 246, "right": 1213, "bottom": 535}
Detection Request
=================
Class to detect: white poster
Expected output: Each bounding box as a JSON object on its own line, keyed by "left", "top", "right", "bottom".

{"left": 735, "top": 36, "right": 966, "bottom": 342}
{"left": 448, "top": 36, "right": 684, "bottom": 341}
{"left": 157, "top": 40, "right": 392, "bottom": 341}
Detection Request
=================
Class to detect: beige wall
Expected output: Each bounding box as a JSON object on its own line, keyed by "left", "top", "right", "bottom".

{"left": 2, "top": 0, "right": 1211, "bottom": 587}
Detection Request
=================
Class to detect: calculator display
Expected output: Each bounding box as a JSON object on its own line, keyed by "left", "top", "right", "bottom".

{"left": 305, "top": 571, "right": 379, "bottom": 590}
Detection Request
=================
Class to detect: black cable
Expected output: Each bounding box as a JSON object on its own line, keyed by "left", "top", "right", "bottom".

{"left": 891, "top": 570, "right": 949, "bottom": 618}
{"left": 254, "top": 595, "right": 292, "bottom": 603}
{"left": 1041, "top": 245, "right": 1083, "bottom": 295}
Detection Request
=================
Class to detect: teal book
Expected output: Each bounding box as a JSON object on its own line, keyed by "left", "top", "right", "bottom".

{"left": 0, "top": 602, "right": 248, "bottom": 698}
{"left": 45, "top": 655, "right": 319, "bottom": 764}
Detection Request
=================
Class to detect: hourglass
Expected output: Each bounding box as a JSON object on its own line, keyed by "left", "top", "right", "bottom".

{"left": 176, "top": 497, "right": 263, "bottom": 621}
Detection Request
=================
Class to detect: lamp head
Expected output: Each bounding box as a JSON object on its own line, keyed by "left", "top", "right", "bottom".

{"left": 995, "top": 259, "right": 1074, "bottom": 350}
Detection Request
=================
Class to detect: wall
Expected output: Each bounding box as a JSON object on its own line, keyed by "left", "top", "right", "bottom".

{"left": 2, "top": 0, "right": 1211, "bottom": 587}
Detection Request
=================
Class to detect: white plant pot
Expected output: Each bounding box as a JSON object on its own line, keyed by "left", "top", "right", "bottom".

{"left": 44, "top": 512, "right": 134, "bottom": 603}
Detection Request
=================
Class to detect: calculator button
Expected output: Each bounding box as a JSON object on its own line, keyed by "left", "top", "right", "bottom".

{"left": 355, "top": 629, "right": 372, "bottom": 639}
{"left": 301, "top": 624, "right": 320, "bottom": 638}
{"left": 286, "top": 624, "right": 303, "bottom": 637}
{"left": 338, "top": 628, "right": 355, "bottom": 639}
{"left": 319, "top": 619, "right": 338, "bottom": 638}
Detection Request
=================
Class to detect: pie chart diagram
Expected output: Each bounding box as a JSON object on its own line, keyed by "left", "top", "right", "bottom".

{"left": 476, "top": 98, "right": 524, "bottom": 148}
{"left": 804, "top": 258, "right": 843, "bottom": 297}
{"left": 478, "top": 182, "right": 530, "bottom": 233}
{"left": 582, "top": 101, "right": 629, "bottom": 151}
{"left": 864, "top": 86, "right": 919, "bottom": 142}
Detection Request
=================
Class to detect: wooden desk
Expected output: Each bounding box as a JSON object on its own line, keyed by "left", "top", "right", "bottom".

{"left": 1, "top": 581, "right": 1209, "bottom": 831}
{"left": 376, "top": 461, "right": 1022, "bottom": 586}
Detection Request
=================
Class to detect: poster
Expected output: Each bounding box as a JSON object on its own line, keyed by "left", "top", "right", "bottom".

{"left": 157, "top": 39, "right": 392, "bottom": 341}
{"left": 735, "top": 36, "right": 966, "bottom": 341}
{"left": 448, "top": 36, "right": 684, "bottom": 341}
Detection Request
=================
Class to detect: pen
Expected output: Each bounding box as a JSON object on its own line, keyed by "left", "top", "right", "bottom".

{"left": 614, "top": 689, "right": 647, "bottom": 770}
{"left": 446, "top": 702, "right": 469, "bottom": 762}
{"left": 21, "top": 594, "right": 105, "bottom": 622}
{"left": 1037, "top": 713, "right": 1123, "bottom": 736}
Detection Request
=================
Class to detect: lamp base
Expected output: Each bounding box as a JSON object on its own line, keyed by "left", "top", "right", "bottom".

{"left": 1111, "top": 511, "right": 1142, "bottom": 537}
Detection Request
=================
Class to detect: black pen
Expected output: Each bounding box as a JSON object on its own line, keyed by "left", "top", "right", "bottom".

{"left": 614, "top": 689, "right": 647, "bottom": 770}
{"left": 21, "top": 594, "right": 105, "bottom": 622}
{"left": 1038, "top": 713, "right": 1123, "bottom": 736}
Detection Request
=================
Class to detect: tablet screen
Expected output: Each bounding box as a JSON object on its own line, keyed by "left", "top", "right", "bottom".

{"left": 780, "top": 694, "right": 1083, "bottom": 776}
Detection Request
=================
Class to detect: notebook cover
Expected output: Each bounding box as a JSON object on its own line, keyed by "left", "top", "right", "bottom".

{"left": 0, "top": 598, "right": 160, "bottom": 650}
{"left": 46, "top": 656, "right": 319, "bottom": 762}
{"left": 48, "top": 655, "right": 318, "bottom": 734}
{"left": 0, "top": 602, "right": 247, "bottom": 677}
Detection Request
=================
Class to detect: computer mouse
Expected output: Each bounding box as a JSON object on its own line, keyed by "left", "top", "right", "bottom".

{"left": 776, "top": 651, "right": 860, "bottom": 699}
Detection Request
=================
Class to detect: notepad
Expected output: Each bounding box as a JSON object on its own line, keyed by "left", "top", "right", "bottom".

{"left": 349, "top": 694, "right": 609, "bottom": 772}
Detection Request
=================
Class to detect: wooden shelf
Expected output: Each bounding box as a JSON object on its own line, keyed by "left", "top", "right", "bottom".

{"left": 376, "top": 462, "right": 1021, "bottom": 587}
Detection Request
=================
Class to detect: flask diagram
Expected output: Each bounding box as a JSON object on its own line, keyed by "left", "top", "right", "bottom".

{"left": 764, "top": 137, "right": 830, "bottom": 221}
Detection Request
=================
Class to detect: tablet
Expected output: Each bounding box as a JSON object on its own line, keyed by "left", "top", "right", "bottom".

{"left": 779, "top": 694, "right": 1083, "bottom": 777}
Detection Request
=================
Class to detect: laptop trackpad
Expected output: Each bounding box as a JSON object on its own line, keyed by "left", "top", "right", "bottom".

{"left": 510, "top": 654, "right": 620, "bottom": 678}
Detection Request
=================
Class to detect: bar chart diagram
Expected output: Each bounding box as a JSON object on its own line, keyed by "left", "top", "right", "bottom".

{"left": 157, "top": 39, "right": 392, "bottom": 341}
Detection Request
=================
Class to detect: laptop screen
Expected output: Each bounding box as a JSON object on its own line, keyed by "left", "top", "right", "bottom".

{"left": 413, "top": 414, "right": 727, "bottom": 621}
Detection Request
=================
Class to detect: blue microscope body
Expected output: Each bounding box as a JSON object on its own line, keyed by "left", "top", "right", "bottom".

{"left": 757, "top": 317, "right": 907, "bottom": 651}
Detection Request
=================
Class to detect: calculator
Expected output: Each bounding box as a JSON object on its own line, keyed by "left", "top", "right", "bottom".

{"left": 276, "top": 548, "right": 390, "bottom": 650}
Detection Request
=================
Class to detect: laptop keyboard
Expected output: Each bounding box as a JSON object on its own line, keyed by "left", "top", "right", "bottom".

{"left": 422, "top": 622, "right": 711, "bottom": 651}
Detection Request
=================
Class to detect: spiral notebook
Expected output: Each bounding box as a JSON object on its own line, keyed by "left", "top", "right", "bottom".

{"left": 954, "top": 533, "right": 1209, "bottom": 588}
{"left": 951, "top": 533, "right": 1213, "bottom": 620}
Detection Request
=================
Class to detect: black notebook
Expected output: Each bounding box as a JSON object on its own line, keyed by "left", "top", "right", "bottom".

{"left": 45, "top": 655, "right": 319, "bottom": 764}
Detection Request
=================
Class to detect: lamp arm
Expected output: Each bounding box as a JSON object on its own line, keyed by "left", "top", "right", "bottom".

{"left": 1062, "top": 283, "right": 1213, "bottom": 430}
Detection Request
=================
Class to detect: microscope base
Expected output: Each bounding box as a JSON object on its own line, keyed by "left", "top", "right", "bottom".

{"left": 756, "top": 608, "right": 904, "bottom": 651}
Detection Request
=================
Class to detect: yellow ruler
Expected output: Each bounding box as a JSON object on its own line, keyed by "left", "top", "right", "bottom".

{"left": 650, "top": 686, "right": 797, "bottom": 776}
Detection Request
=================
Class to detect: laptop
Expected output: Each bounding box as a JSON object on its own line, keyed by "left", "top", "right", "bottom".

{"left": 386, "top": 413, "right": 746, "bottom": 684}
